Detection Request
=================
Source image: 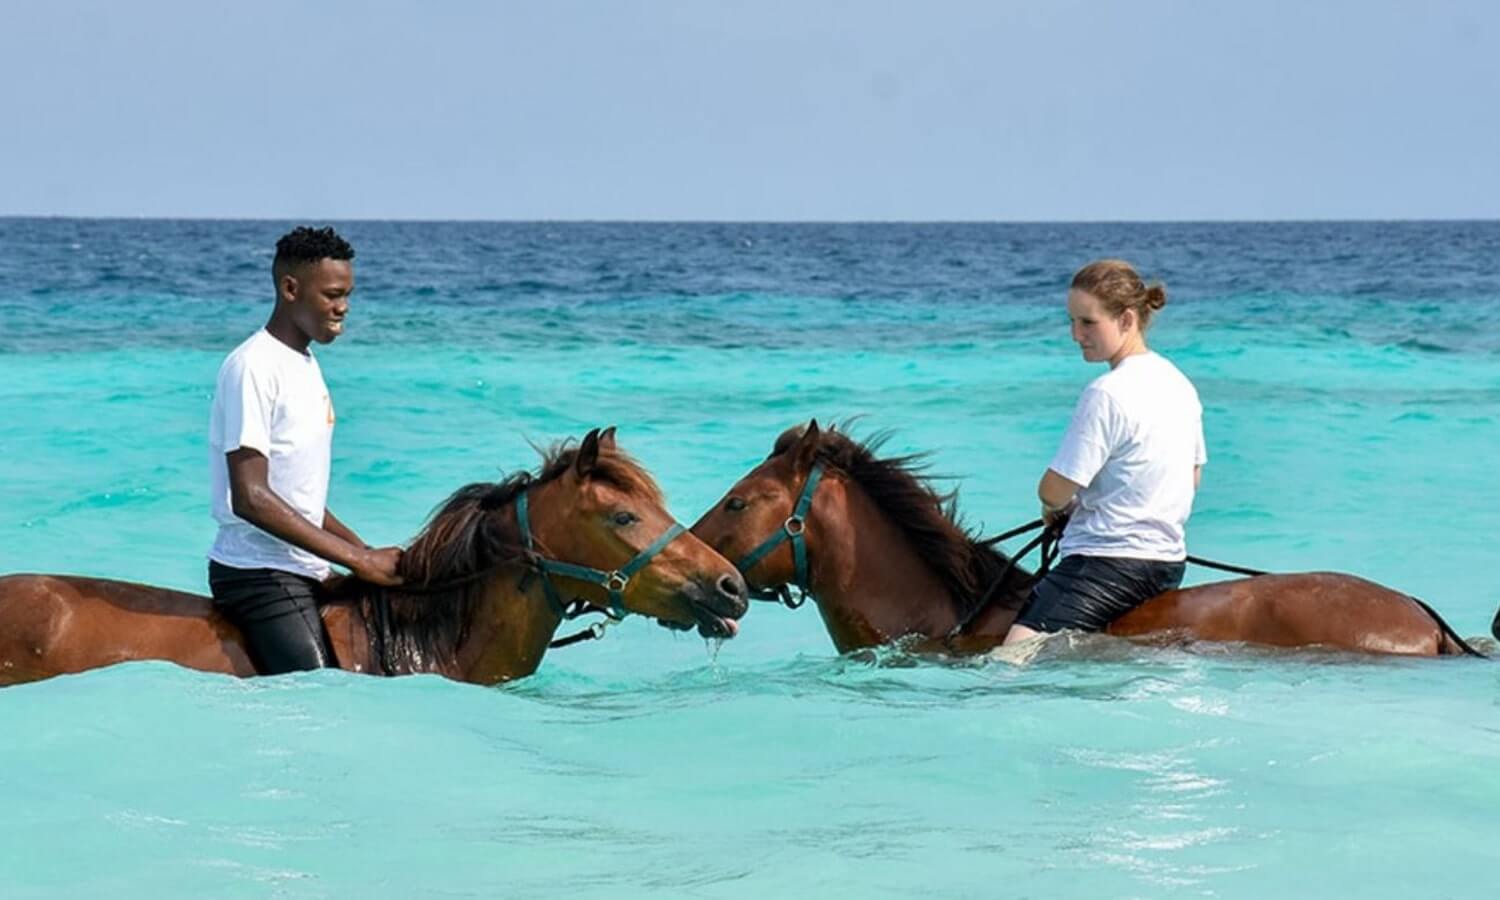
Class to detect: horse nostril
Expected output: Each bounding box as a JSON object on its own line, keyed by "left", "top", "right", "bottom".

{"left": 716, "top": 573, "right": 747, "bottom": 605}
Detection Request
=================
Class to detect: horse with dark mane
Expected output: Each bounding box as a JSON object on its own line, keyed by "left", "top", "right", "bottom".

{"left": 0, "top": 428, "right": 748, "bottom": 686}
{"left": 691, "top": 421, "right": 1481, "bottom": 657}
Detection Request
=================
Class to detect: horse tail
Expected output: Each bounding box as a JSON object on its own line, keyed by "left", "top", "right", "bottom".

{"left": 1407, "top": 595, "right": 1485, "bottom": 658}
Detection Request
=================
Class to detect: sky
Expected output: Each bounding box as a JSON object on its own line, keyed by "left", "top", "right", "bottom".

{"left": 2, "top": 0, "right": 1497, "bottom": 221}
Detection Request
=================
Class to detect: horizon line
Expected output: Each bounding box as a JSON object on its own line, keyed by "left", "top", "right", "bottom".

{"left": 3, "top": 214, "right": 1499, "bottom": 227}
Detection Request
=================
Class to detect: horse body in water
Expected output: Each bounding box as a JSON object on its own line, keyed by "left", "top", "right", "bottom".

{"left": 0, "top": 429, "right": 748, "bottom": 687}
{"left": 691, "top": 421, "right": 1480, "bottom": 658}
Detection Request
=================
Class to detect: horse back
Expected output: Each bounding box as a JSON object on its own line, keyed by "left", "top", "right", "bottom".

{"left": 1109, "top": 572, "right": 1450, "bottom": 656}
{"left": 0, "top": 573, "right": 255, "bottom": 684}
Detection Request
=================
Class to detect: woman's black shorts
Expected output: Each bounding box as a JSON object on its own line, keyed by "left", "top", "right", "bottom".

{"left": 1014, "top": 554, "right": 1185, "bottom": 633}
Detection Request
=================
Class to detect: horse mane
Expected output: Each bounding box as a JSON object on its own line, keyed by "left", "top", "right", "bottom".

{"left": 326, "top": 440, "right": 662, "bottom": 675}
{"left": 773, "top": 424, "right": 1033, "bottom": 620}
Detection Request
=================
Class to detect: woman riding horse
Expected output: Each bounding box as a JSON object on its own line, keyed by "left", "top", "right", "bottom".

{"left": 1007, "top": 259, "right": 1206, "bottom": 645}
{"left": 692, "top": 421, "right": 1479, "bottom": 657}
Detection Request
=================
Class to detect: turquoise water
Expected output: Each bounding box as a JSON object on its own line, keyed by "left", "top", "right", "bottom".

{"left": 2, "top": 220, "right": 1499, "bottom": 897}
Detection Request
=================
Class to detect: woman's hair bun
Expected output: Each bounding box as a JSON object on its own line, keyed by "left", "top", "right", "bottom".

{"left": 1143, "top": 282, "right": 1168, "bottom": 311}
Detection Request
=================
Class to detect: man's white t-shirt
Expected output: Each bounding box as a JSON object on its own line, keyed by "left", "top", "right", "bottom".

{"left": 1048, "top": 352, "right": 1206, "bottom": 562}
{"left": 208, "top": 329, "right": 335, "bottom": 580}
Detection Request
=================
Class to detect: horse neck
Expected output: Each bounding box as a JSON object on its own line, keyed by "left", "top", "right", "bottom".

{"left": 452, "top": 574, "right": 562, "bottom": 685}
{"left": 807, "top": 476, "right": 963, "bottom": 651}
{"left": 326, "top": 570, "right": 562, "bottom": 685}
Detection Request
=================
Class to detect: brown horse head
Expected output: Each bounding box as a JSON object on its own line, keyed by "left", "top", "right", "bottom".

{"left": 345, "top": 427, "right": 748, "bottom": 674}
{"left": 691, "top": 420, "right": 1021, "bottom": 619}
{"left": 691, "top": 420, "right": 826, "bottom": 602}
{"left": 522, "top": 427, "right": 748, "bottom": 634}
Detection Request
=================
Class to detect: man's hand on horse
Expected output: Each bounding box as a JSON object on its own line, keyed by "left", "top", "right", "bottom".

{"left": 354, "top": 547, "right": 404, "bottom": 587}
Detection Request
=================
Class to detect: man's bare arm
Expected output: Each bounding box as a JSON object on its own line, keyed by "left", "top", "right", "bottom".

{"left": 322, "top": 508, "right": 365, "bottom": 549}
{"left": 226, "top": 449, "right": 400, "bottom": 585}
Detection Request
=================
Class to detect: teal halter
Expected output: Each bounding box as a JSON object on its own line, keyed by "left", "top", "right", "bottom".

{"left": 515, "top": 489, "right": 686, "bottom": 620}
{"left": 735, "top": 463, "right": 824, "bottom": 596}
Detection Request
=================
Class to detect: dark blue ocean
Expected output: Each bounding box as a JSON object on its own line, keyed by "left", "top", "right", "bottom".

{"left": 2, "top": 219, "right": 1498, "bottom": 898}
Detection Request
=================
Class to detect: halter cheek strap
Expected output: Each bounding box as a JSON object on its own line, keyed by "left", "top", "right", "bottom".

{"left": 735, "top": 463, "right": 824, "bottom": 595}
{"left": 515, "top": 490, "right": 685, "bottom": 620}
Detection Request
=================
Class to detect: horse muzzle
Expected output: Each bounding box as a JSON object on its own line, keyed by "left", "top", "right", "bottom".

{"left": 681, "top": 572, "right": 748, "bottom": 639}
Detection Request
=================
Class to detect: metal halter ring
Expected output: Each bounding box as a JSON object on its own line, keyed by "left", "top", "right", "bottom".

{"left": 605, "top": 572, "right": 629, "bottom": 593}
{"left": 783, "top": 516, "right": 805, "bottom": 536}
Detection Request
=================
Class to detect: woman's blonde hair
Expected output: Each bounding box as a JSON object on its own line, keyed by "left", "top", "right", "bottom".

{"left": 1071, "top": 259, "right": 1167, "bottom": 330}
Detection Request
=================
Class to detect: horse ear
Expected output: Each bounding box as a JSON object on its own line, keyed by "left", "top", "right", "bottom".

{"left": 599, "top": 426, "right": 618, "bottom": 450}
{"left": 576, "top": 428, "right": 601, "bottom": 477}
{"left": 793, "top": 419, "right": 821, "bottom": 473}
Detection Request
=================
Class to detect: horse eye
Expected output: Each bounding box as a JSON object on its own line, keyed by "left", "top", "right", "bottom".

{"left": 726, "top": 497, "right": 747, "bottom": 512}
{"left": 611, "top": 511, "right": 638, "bottom": 527}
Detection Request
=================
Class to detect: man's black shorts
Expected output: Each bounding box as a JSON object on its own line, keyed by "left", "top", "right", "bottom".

{"left": 1014, "top": 554, "right": 1185, "bottom": 633}
{"left": 208, "top": 561, "right": 333, "bottom": 674}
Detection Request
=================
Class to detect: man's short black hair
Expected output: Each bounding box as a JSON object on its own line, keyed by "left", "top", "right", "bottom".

{"left": 274, "top": 226, "right": 355, "bottom": 268}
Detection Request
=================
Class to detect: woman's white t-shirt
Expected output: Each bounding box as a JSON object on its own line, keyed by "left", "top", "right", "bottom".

{"left": 1048, "top": 352, "right": 1206, "bottom": 562}
{"left": 208, "top": 329, "right": 335, "bottom": 579}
